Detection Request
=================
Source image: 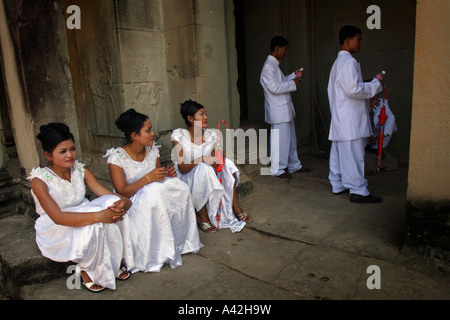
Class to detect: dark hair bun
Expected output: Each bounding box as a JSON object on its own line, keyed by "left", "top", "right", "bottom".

{"left": 37, "top": 123, "right": 74, "bottom": 153}
{"left": 115, "top": 108, "right": 138, "bottom": 133}
{"left": 115, "top": 108, "right": 149, "bottom": 143}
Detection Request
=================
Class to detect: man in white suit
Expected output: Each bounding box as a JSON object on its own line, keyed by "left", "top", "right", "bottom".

{"left": 327, "top": 26, "right": 383, "bottom": 203}
{"left": 260, "top": 36, "right": 310, "bottom": 178}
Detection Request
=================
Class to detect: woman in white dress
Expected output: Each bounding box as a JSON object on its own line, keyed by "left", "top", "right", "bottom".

{"left": 171, "top": 100, "right": 252, "bottom": 233}
{"left": 29, "top": 123, "right": 132, "bottom": 293}
{"left": 105, "top": 109, "right": 202, "bottom": 273}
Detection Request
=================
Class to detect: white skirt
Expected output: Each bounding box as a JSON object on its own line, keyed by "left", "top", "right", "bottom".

{"left": 121, "top": 177, "right": 202, "bottom": 273}
{"left": 176, "top": 159, "right": 245, "bottom": 233}
{"left": 34, "top": 194, "right": 124, "bottom": 290}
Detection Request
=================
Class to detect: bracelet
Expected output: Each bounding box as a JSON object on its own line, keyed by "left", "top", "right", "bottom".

{"left": 145, "top": 174, "right": 152, "bottom": 183}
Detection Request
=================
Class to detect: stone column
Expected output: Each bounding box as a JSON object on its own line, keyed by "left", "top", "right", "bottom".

{"left": 406, "top": 0, "right": 450, "bottom": 259}
{"left": 0, "top": 0, "right": 78, "bottom": 176}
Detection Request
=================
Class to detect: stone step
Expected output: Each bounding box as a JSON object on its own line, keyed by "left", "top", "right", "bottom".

{"left": 235, "top": 169, "right": 254, "bottom": 199}
{"left": 0, "top": 215, "right": 69, "bottom": 299}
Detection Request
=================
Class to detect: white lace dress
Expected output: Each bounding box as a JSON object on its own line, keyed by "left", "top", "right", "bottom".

{"left": 28, "top": 162, "right": 125, "bottom": 290}
{"left": 171, "top": 128, "right": 245, "bottom": 233}
{"left": 105, "top": 145, "right": 202, "bottom": 273}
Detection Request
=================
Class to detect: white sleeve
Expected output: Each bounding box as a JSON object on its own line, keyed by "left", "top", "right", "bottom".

{"left": 337, "top": 59, "right": 382, "bottom": 100}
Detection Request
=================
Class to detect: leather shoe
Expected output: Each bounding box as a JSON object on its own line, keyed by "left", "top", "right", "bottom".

{"left": 292, "top": 167, "right": 311, "bottom": 173}
{"left": 276, "top": 172, "right": 292, "bottom": 179}
{"left": 350, "top": 194, "right": 382, "bottom": 203}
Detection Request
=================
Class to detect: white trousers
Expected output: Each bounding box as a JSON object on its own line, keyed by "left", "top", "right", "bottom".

{"left": 329, "top": 138, "right": 370, "bottom": 196}
{"left": 270, "top": 121, "right": 302, "bottom": 176}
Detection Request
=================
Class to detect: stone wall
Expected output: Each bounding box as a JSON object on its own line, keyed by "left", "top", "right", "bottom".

{"left": 65, "top": 0, "right": 239, "bottom": 181}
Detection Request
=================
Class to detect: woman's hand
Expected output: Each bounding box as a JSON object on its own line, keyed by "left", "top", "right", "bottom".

{"left": 202, "top": 156, "right": 221, "bottom": 169}
{"left": 165, "top": 165, "right": 177, "bottom": 177}
{"left": 110, "top": 198, "right": 132, "bottom": 213}
{"left": 148, "top": 167, "right": 167, "bottom": 182}
{"left": 108, "top": 198, "right": 132, "bottom": 222}
{"left": 98, "top": 207, "right": 127, "bottom": 223}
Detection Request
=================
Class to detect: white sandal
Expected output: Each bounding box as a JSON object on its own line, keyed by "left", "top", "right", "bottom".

{"left": 197, "top": 220, "right": 217, "bottom": 233}
{"left": 82, "top": 280, "right": 106, "bottom": 293}
{"left": 117, "top": 266, "right": 131, "bottom": 281}
{"left": 236, "top": 211, "right": 252, "bottom": 223}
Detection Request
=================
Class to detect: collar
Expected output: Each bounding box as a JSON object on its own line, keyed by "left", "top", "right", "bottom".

{"left": 338, "top": 50, "right": 352, "bottom": 57}
{"left": 268, "top": 55, "right": 280, "bottom": 65}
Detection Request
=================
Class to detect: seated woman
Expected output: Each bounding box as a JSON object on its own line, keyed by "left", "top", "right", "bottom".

{"left": 28, "top": 123, "right": 132, "bottom": 293}
{"left": 105, "top": 109, "right": 202, "bottom": 273}
{"left": 171, "top": 99, "right": 252, "bottom": 233}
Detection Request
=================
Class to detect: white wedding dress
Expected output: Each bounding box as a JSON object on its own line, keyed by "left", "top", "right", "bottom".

{"left": 105, "top": 145, "right": 202, "bottom": 273}
{"left": 28, "top": 162, "right": 125, "bottom": 290}
{"left": 171, "top": 128, "right": 245, "bottom": 233}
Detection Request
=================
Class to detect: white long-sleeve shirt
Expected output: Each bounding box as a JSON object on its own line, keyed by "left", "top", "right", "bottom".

{"left": 260, "top": 55, "right": 297, "bottom": 124}
{"left": 327, "top": 51, "right": 382, "bottom": 141}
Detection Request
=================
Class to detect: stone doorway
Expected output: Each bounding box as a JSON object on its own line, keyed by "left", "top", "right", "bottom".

{"left": 232, "top": 0, "right": 416, "bottom": 163}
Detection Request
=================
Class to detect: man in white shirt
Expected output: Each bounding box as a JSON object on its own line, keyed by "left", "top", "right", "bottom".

{"left": 327, "top": 26, "right": 383, "bottom": 203}
{"left": 260, "top": 36, "right": 310, "bottom": 178}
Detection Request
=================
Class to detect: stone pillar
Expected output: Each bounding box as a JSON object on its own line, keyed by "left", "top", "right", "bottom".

{"left": 0, "top": 0, "right": 78, "bottom": 175}
{"left": 0, "top": 0, "right": 39, "bottom": 176}
{"left": 406, "top": 0, "right": 450, "bottom": 260}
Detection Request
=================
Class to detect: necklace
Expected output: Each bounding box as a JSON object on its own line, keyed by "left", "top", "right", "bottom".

{"left": 49, "top": 165, "right": 71, "bottom": 182}
{"left": 124, "top": 145, "right": 146, "bottom": 162}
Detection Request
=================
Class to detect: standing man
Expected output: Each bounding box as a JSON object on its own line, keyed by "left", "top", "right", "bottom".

{"left": 327, "top": 25, "right": 383, "bottom": 203}
{"left": 260, "top": 35, "right": 310, "bottom": 179}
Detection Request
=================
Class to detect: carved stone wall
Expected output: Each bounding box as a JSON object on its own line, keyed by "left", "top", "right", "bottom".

{"left": 65, "top": 0, "right": 239, "bottom": 181}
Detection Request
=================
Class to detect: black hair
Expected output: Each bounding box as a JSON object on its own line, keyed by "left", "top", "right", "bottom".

{"left": 270, "top": 36, "right": 289, "bottom": 52}
{"left": 36, "top": 123, "right": 75, "bottom": 153}
{"left": 180, "top": 100, "right": 205, "bottom": 127}
{"left": 339, "top": 25, "right": 362, "bottom": 45}
{"left": 115, "top": 108, "right": 149, "bottom": 143}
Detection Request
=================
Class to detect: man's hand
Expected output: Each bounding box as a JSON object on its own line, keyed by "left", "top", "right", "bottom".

{"left": 369, "top": 96, "right": 380, "bottom": 109}
{"left": 368, "top": 136, "right": 377, "bottom": 145}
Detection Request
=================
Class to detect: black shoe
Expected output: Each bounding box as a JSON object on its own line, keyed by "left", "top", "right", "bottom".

{"left": 350, "top": 194, "right": 382, "bottom": 203}
{"left": 291, "top": 167, "right": 311, "bottom": 173}
{"left": 276, "top": 172, "right": 292, "bottom": 179}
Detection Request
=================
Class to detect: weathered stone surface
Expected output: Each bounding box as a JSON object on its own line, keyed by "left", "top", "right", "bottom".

{"left": 405, "top": 202, "right": 450, "bottom": 261}
{"left": 0, "top": 215, "right": 70, "bottom": 299}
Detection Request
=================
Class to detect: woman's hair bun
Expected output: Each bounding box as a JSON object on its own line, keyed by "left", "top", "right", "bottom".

{"left": 36, "top": 122, "right": 74, "bottom": 153}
